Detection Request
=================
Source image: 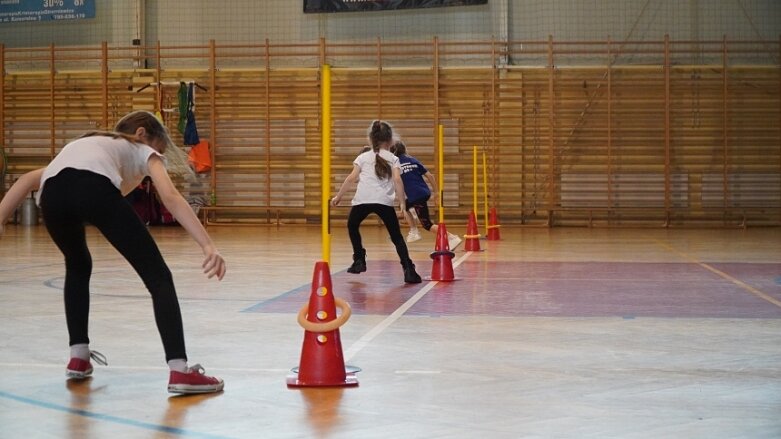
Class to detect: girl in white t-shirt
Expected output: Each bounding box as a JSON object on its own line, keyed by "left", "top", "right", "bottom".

{"left": 331, "top": 120, "right": 422, "bottom": 283}
{"left": 0, "top": 111, "right": 225, "bottom": 394}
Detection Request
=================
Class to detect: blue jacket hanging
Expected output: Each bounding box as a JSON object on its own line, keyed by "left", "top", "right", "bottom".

{"left": 183, "top": 82, "right": 200, "bottom": 145}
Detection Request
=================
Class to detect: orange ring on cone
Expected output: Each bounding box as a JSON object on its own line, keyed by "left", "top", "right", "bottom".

{"left": 297, "top": 298, "right": 352, "bottom": 333}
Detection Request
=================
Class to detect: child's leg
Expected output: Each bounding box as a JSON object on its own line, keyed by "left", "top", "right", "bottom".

{"left": 87, "top": 185, "right": 187, "bottom": 363}
{"left": 40, "top": 197, "right": 92, "bottom": 348}
{"left": 403, "top": 206, "right": 421, "bottom": 243}
{"left": 375, "top": 205, "right": 408, "bottom": 260}
{"left": 404, "top": 208, "right": 418, "bottom": 231}
{"left": 377, "top": 205, "right": 422, "bottom": 283}
{"left": 347, "top": 204, "right": 373, "bottom": 255}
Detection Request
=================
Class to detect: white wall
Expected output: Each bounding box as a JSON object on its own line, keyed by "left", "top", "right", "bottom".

{"left": 0, "top": 0, "right": 778, "bottom": 48}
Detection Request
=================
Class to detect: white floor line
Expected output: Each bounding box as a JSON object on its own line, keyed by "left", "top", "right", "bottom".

{"left": 343, "top": 251, "right": 472, "bottom": 363}
{"left": 653, "top": 238, "right": 781, "bottom": 309}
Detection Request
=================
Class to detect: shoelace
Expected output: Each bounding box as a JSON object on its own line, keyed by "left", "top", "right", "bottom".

{"left": 89, "top": 350, "right": 108, "bottom": 366}
{"left": 187, "top": 363, "right": 206, "bottom": 375}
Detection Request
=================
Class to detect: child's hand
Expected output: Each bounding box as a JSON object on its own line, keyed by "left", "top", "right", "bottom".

{"left": 202, "top": 246, "right": 226, "bottom": 280}
{"left": 330, "top": 195, "right": 342, "bottom": 206}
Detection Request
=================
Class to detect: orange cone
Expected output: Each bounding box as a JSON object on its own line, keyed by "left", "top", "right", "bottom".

{"left": 487, "top": 207, "right": 501, "bottom": 241}
{"left": 430, "top": 222, "right": 455, "bottom": 281}
{"left": 464, "top": 210, "right": 481, "bottom": 251}
{"left": 287, "top": 261, "right": 358, "bottom": 387}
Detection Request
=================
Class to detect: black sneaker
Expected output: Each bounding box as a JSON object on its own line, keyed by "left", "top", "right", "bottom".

{"left": 347, "top": 259, "right": 366, "bottom": 274}
{"left": 403, "top": 265, "right": 422, "bottom": 283}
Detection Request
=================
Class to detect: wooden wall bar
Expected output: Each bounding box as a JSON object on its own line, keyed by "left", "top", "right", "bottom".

{"left": 1, "top": 38, "right": 779, "bottom": 227}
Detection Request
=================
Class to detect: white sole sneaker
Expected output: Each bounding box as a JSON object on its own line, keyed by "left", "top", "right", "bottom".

{"left": 406, "top": 230, "right": 422, "bottom": 243}
{"left": 66, "top": 369, "right": 93, "bottom": 379}
{"left": 448, "top": 234, "right": 462, "bottom": 251}
{"left": 168, "top": 381, "right": 225, "bottom": 394}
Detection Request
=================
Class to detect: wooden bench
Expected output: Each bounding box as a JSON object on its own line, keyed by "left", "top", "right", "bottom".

{"left": 199, "top": 205, "right": 311, "bottom": 227}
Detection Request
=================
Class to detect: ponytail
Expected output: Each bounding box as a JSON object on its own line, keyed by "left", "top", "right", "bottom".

{"left": 369, "top": 120, "right": 393, "bottom": 180}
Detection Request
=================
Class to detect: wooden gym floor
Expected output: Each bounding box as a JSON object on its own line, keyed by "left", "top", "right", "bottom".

{"left": 0, "top": 223, "right": 779, "bottom": 438}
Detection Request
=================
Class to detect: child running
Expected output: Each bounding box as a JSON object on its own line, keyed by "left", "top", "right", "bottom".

{"left": 331, "top": 120, "right": 422, "bottom": 284}
{"left": 0, "top": 110, "right": 226, "bottom": 394}
{"left": 391, "top": 140, "right": 462, "bottom": 250}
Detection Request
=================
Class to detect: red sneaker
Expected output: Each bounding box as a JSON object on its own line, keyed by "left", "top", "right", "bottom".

{"left": 66, "top": 351, "right": 107, "bottom": 379}
{"left": 168, "top": 364, "right": 224, "bottom": 394}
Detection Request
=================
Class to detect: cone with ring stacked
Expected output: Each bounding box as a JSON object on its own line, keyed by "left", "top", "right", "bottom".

{"left": 430, "top": 222, "right": 456, "bottom": 281}
{"left": 287, "top": 261, "right": 358, "bottom": 387}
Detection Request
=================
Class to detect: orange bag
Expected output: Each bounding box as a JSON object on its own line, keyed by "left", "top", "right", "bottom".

{"left": 188, "top": 140, "right": 212, "bottom": 173}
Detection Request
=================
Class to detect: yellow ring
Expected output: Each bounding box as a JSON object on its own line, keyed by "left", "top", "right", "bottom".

{"left": 297, "top": 298, "right": 352, "bottom": 333}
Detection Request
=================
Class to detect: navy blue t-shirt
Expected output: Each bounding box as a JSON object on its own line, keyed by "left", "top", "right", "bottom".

{"left": 398, "top": 155, "right": 431, "bottom": 202}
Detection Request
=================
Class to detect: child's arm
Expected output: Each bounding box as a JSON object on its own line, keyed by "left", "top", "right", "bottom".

{"left": 392, "top": 167, "right": 406, "bottom": 213}
{"left": 423, "top": 171, "right": 439, "bottom": 207}
{"left": 148, "top": 155, "right": 226, "bottom": 280}
{"left": 331, "top": 164, "right": 360, "bottom": 206}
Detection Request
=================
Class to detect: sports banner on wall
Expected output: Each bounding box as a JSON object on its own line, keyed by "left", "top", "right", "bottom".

{"left": 0, "top": 0, "right": 95, "bottom": 23}
{"left": 304, "top": 0, "right": 487, "bottom": 14}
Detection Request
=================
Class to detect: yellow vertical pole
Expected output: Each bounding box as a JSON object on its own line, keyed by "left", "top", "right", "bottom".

{"left": 101, "top": 42, "right": 108, "bottom": 130}
{"left": 472, "top": 145, "right": 478, "bottom": 214}
{"left": 321, "top": 64, "right": 331, "bottom": 263}
{"left": 49, "top": 44, "right": 55, "bottom": 159}
{"left": 482, "top": 151, "right": 489, "bottom": 236}
{"left": 438, "top": 124, "right": 444, "bottom": 223}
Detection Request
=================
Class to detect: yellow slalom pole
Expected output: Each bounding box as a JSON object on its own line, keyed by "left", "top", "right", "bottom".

{"left": 472, "top": 145, "right": 478, "bottom": 214}
{"left": 438, "top": 124, "right": 444, "bottom": 223}
{"left": 482, "top": 151, "right": 489, "bottom": 237}
{"left": 321, "top": 64, "right": 331, "bottom": 263}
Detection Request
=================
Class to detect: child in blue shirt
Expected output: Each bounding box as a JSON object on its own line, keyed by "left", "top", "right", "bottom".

{"left": 391, "top": 140, "right": 461, "bottom": 251}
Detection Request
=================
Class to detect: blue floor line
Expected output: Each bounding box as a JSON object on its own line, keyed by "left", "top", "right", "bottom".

{"left": 240, "top": 267, "right": 348, "bottom": 313}
{"left": 0, "top": 390, "right": 232, "bottom": 439}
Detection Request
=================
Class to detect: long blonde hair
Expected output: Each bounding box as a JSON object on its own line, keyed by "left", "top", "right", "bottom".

{"left": 80, "top": 111, "right": 193, "bottom": 177}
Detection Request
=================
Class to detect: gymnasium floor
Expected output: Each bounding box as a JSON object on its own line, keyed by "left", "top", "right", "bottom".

{"left": 0, "top": 223, "right": 779, "bottom": 438}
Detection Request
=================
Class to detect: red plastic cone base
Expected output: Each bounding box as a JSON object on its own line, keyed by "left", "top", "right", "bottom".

{"left": 464, "top": 210, "right": 481, "bottom": 251}
{"left": 430, "top": 222, "right": 456, "bottom": 281}
{"left": 287, "top": 261, "right": 359, "bottom": 388}
{"left": 430, "top": 253, "right": 455, "bottom": 281}
{"left": 286, "top": 372, "right": 359, "bottom": 388}
{"left": 487, "top": 207, "right": 501, "bottom": 241}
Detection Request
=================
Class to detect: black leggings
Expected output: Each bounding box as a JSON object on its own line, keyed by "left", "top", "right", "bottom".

{"left": 347, "top": 203, "right": 413, "bottom": 265}
{"left": 39, "top": 168, "right": 186, "bottom": 362}
{"left": 407, "top": 194, "right": 433, "bottom": 231}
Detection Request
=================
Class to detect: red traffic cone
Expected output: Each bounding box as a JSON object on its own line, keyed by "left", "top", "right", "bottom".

{"left": 464, "top": 210, "right": 481, "bottom": 251}
{"left": 287, "top": 261, "right": 358, "bottom": 387}
{"left": 487, "top": 207, "right": 501, "bottom": 241}
{"left": 430, "top": 222, "right": 456, "bottom": 281}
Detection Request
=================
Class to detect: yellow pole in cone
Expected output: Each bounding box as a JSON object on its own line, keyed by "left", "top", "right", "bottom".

{"left": 482, "top": 151, "right": 489, "bottom": 237}
{"left": 321, "top": 64, "right": 331, "bottom": 263}
{"left": 472, "top": 145, "right": 478, "bottom": 214}
{"left": 438, "top": 124, "right": 444, "bottom": 223}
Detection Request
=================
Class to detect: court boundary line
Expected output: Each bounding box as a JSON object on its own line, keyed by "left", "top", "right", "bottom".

{"left": 343, "top": 251, "right": 472, "bottom": 362}
{"left": 653, "top": 238, "right": 781, "bottom": 309}
{"left": 0, "top": 390, "right": 230, "bottom": 439}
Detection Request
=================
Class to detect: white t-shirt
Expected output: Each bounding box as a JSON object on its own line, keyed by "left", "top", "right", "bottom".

{"left": 36, "top": 135, "right": 163, "bottom": 205}
{"left": 351, "top": 148, "right": 400, "bottom": 206}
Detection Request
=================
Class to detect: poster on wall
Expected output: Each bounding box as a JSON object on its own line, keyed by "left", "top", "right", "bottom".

{"left": 304, "top": 0, "right": 487, "bottom": 14}
{"left": 0, "top": 0, "right": 95, "bottom": 23}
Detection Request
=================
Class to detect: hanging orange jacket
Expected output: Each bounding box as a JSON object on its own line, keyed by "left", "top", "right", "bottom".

{"left": 188, "top": 140, "right": 212, "bottom": 173}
